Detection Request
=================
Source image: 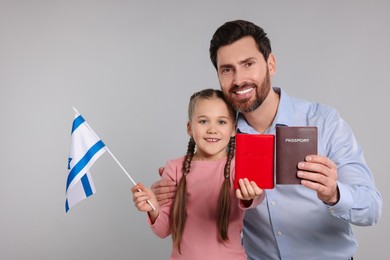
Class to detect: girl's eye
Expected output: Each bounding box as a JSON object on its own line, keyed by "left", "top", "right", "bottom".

{"left": 199, "top": 119, "right": 207, "bottom": 124}
{"left": 219, "top": 120, "right": 227, "bottom": 125}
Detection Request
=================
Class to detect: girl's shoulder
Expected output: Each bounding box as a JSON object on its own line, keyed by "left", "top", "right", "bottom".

{"left": 165, "top": 155, "right": 185, "bottom": 167}
{"left": 161, "top": 156, "right": 185, "bottom": 180}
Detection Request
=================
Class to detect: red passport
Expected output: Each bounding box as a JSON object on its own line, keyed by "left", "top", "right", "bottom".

{"left": 234, "top": 133, "right": 275, "bottom": 189}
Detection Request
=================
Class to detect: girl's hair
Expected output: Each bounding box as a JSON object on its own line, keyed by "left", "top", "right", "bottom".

{"left": 170, "top": 89, "right": 236, "bottom": 253}
{"left": 209, "top": 19, "right": 272, "bottom": 70}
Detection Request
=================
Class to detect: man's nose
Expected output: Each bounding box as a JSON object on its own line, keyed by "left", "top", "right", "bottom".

{"left": 233, "top": 69, "right": 246, "bottom": 86}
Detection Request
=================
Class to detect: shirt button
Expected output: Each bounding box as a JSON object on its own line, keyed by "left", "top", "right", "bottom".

{"left": 277, "top": 231, "right": 282, "bottom": 236}
{"left": 271, "top": 201, "right": 276, "bottom": 206}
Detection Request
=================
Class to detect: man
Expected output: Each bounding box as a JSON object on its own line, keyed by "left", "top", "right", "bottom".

{"left": 152, "top": 20, "right": 382, "bottom": 259}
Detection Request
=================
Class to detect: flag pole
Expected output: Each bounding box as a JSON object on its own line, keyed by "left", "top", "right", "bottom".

{"left": 72, "top": 107, "right": 156, "bottom": 211}
{"left": 105, "top": 148, "right": 157, "bottom": 211}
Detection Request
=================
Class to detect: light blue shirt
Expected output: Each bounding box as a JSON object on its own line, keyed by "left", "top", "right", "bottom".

{"left": 239, "top": 88, "right": 382, "bottom": 260}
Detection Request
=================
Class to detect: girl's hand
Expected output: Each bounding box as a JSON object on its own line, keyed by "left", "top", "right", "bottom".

{"left": 236, "top": 178, "right": 263, "bottom": 201}
{"left": 131, "top": 183, "right": 159, "bottom": 212}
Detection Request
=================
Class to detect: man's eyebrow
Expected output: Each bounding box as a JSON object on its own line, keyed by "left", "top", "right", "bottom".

{"left": 239, "top": 57, "right": 257, "bottom": 64}
{"left": 218, "top": 57, "right": 257, "bottom": 70}
{"left": 218, "top": 63, "right": 233, "bottom": 71}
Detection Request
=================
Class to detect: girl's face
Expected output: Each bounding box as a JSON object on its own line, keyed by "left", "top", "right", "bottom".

{"left": 187, "top": 97, "right": 236, "bottom": 161}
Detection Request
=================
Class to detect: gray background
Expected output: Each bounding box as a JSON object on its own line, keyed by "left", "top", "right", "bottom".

{"left": 1, "top": 1, "right": 388, "bottom": 259}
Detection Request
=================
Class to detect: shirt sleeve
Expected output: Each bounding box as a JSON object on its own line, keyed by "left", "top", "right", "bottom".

{"left": 238, "top": 192, "right": 265, "bottom": 210}
{"left": 148, "top": 159, "right": 178, "bottom": 238}
{"left": 321, "top": 109, "right": 382, "bottom": 225}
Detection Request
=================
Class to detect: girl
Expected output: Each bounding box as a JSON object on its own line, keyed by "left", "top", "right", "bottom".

{"left": 131, "top": 89, "right": 264, "bottom": 259}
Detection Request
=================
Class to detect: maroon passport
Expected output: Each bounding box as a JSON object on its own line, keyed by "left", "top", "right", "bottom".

{"left": 234, "top": 133, "right": 275, "bottom": 189}
{"left": 276, "top": 126, "right": 318, "bottom": 184}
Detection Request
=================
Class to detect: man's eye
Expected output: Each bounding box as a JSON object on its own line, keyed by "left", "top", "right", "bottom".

{"left": 245, "top": 62, "right": 253, "bottom": 67}
{"left": 221, "top": 68, "right": 231, "bottom": 74}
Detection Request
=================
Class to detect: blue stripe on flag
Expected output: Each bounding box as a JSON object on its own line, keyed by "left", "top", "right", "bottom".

{"left": 65, "top": 199, "right": 69, "bottom": 212}
{"left": 66, "top": 140, "right": 105, "bottom": 191}
{"left": 71, "top": 115, "right": 85, "bottom": 134}
{"left": 81, "top": 174, "right": 93, "bottom": 197}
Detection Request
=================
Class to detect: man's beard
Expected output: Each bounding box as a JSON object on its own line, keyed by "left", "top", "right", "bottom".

{"left": 225, "top": 69, "right": 271, "bottom": 113}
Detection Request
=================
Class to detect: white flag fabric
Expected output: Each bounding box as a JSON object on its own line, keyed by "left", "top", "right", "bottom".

{"left": 66, "top": 112, "right": 107, "bottom": 212}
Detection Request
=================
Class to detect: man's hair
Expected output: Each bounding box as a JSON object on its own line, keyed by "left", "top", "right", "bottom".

{"left": 209, "top": 20, "right": 272, "bottom": 70}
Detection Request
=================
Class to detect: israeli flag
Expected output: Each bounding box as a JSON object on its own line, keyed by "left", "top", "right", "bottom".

{"left": 66, "top": 110, "right": 107, "bottom": 212}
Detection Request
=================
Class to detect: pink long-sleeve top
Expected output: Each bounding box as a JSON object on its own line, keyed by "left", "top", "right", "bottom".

{"left": 148, "top": 156, "right": 263, "bottom": 260}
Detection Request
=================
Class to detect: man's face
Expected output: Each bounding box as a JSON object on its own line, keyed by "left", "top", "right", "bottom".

{"left": 215, "top": 36, "right": 274, "bottom": 113}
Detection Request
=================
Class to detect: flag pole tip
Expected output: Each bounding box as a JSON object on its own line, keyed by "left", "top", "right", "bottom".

{"left": 72, "top": 106, "right": 79, "bottom": 114}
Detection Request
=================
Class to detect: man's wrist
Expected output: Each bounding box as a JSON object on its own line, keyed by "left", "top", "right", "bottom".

{"left": 324, "top": 186, "right": 340, "bottom": 206}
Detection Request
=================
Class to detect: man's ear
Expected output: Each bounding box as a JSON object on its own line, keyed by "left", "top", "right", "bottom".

{"left": 267, "top": 53, "right": 276, "bottom": 76}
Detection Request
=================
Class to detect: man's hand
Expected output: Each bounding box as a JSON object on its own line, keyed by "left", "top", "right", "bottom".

{"left": 151, "top": 167, "right": 177, "bottom": 206}
{"left": 297, "top": 155, "right": 339, "bottom": 205}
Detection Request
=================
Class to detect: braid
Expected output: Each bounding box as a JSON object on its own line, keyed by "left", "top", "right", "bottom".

{"left": 216, "top": 136, "right": 236, "bottom": 242}
{"left": 225, "top": 136, "right": 236, "bottom": 178}
{"left": 171, "top": 137, "right": 195, "bottom": 254}
{"left": 183, "top": 138, "right": 195, "bottom": 176}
